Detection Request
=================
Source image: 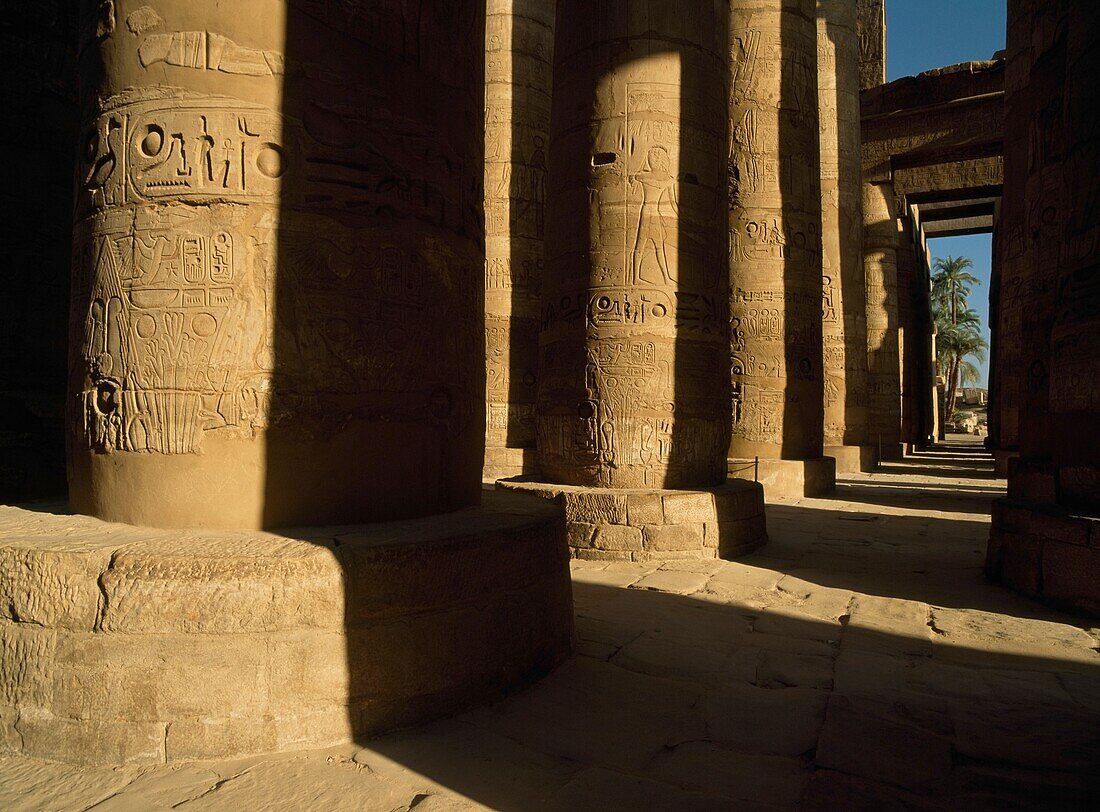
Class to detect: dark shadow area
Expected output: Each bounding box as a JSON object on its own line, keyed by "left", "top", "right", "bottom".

{"left": 822, "top": 7, "right": 870, "bottom": 449}
{"left": 671, "top": 4, "right": 732, "bottom": 485}
{"left": 779, "top": 4, "right": 825, "bottom": 460}
{"left": 0, "top": 4, "right": 77, "bottom": 502}
{"left": 485, "top": 4, "right": 549, "bottom": 458}
{"left": 830, "top": 481, "right": 1000, "bottom": 515}
{"left": 273, "top": 0, "right": 495, "bottom": 749}
{"left": 268, "top": 3, "right": 485, "bottom": 526}
{"left": 354, "top": 577, "right": 1100, "bottom": 809}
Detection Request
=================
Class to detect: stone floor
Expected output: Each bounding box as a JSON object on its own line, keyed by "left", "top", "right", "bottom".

{"left": 4, "top": 436, "right": 1099, "bottom": 810}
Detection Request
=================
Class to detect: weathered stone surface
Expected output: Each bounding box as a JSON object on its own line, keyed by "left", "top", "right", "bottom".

{"left": 502, "top": 479, "right": 767, "bottom": 561}
{"left": 643, "top": 524, "right": 705, "bottom": 552}
{"left": 484, "top": 1, "right": 554, "bottom": 475}
{"left": 627, "top": 493, "right": 664, "bottom": 525}
{"left": 540, "top": 0, "right": 730, "bottom": 489}
{"left": 69, "top": 0, "right": 486, "bottom": 528}
{"left": 562, "top": 492, "right": 627, "bottom": 526}
{"left": 0, "top": 491, "right": 572, "bottom": 765}
{"left": 592, "top": 525, "right": 643, "bottom": 552}
{"left": 729, "top": 0, "right": 824, "bottom": 465}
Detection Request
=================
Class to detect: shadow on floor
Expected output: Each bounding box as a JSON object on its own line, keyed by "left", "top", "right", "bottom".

{"left": 353, "top": 577, "right": 1100, "bottom": 810}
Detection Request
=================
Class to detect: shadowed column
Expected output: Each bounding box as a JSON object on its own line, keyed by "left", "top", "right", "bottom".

{"left": 70, "top": 0, "right": 485, "bottom": 527}
{"left": 484, "top": 0, "right": 555, "bottom": 480}
{"left": 862, "top": 179, "right": 904, "bottom": 459}
{"left": 539, "top": 0, "right": 730, "bottom": 489}
{"left": 728, "top": 0, "right": 834, "bottom": 498}
{"left": 818, "top": 0, "right": 872, "bottom": 473}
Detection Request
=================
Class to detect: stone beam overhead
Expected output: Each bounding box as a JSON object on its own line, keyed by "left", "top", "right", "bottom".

{"left": 921, "top": 216, "right": 995, "bottom": 239}
{"left": 861, "top": 60, "right": 1004, "bottom": 115}
{"left": 892, "top": 157, "right": 1003, "bottom": 200}
{"left": 861, "top": 90, "right": 1004, "bottom": 183}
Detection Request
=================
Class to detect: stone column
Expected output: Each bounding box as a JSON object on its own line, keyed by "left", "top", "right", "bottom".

{"left": 484, "top": 0, "right": 554, "bottom": 480}
{"left": 987, "top": 0, "right": 1100, "bottom": 615}
{"left": 0, "top": 3, "right": 78, "bottom": 499}
{"left": 862, "top": 179, "right": 903, "bottom": 459}
{"left": 540, "top": 0, "right": 730, "bottom": 490}
{"left": 989, "top": 3, "right": 1031, "bottom": 476}
{"left": 71, "top": 0, "right": 485, "bottom": 527}
{"left": 728, "top": 0, "right": 835, "bottom": 498}
{"left": 856, "top": 0, "right": 885, "bottom": 90}
{"left": 506, "top": 0, "right": 766, "bottom": 562}
{"left": 818, "top": 0, "right": 871, "bottom": 473}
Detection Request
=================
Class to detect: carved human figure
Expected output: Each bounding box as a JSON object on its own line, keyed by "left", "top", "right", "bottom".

{"left": 630, "top": 146, "right": 678, "bottom": 286}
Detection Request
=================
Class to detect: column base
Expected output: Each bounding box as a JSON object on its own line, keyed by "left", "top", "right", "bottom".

{"left": 727, "top": 457, "right": 836, "bottom": 500}
{"left": 987, "top": 498, "right": 1100, "bottom": 616}
{"left": 994, "top": 449, "right": 1020, "bottom": 477}
{"left": 824, "top": 444, "right": 878, "bottom": 474}
{"left": 483, "top": 445, "right": 539, "bottom": 481}
{"left": 0, "top": 490, "right": 573, "bottom": 766}
{"left": 498, "top": 478, "right": 767, "bottom": 562}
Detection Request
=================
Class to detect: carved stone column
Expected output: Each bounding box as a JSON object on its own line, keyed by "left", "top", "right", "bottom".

{"left": 856, "top": 0, "right": 885, "bottom": 90}
{"left": 70, "top": 0, "right": 486, "bottom": 527}
{"left": 483, "top": 0, "right": 555, "bottom": 480}
{"left": 540, "top": 0, "right": 731, "bottom": 490}
{"left": 862, "top": 179, "right": 904, "bottom": 459}
{"left": 9, "top": 1, "right": 575, "bottom": 767}
{"left": 987, "top": 0, "right": 1100, "bottom": 615}
{"left": 818, "top": 0, "right": 872, "bottom": 472}
{"left": 728, "top": 0, "right": 835, "bottom": 498}
{"left": 507, "top": 0, "right": 767, "bottom": 562}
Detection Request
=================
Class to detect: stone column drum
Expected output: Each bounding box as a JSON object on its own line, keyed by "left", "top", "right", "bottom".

{"left": 70, "top": 0, "right": 484, "bottom": 528}
{"left": 503, "top": 0, "right": 767, "bottom": 561}
{"left": 2, "top": 0, "right": 575, "bottom": 766}
{"left": 817, "top": 0, "right": 872, "bottom": 473}
{"left": 483, "top": 0, "right": 555, "bottom": 480}
{"left": 540, "top": 0, "right": 731, "bottom": 490}
{"left": 728, "top": 0, "right": 835, "bottom": 497}
{"left": 862, "top": 179, "right": 904, "bottom": 459}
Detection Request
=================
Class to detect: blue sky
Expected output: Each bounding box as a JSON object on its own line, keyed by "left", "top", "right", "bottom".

{"left": 887, "top": 1, "right": 1006, "bottom": 387}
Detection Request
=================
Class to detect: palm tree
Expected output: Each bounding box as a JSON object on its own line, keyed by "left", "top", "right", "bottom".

{"left": 931, "top": 256, "right": 980, "bottom": 326}
{"left": 931, "top": 255, "right": 985, "bottom": 420}
{"left": 938, "top": 322, "right": 988, "bottom": 420}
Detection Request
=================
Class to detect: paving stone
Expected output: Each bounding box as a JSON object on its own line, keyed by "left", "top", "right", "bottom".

{"left": 843, "top": 594, "right": 934, "bottom": 656}
{"left": 700, "top": 683, "right": 828, "bottom": 755}
{"left": 815, "top": 696, "right": 953, "bottom": 792}
{"left": 646, "top": 742, "right": 809, "bottom": 805}
{"left": 0, "top": 757, "right": 143, "bottom": 812}
{"left": 629, "top": 568, "right": 709, "bottom": 595}
{"left": 544, "top": 767, "right": 730, "bottom": 812}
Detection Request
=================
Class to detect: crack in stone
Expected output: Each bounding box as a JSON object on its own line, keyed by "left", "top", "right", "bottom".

{"left": 926, "top": 608, "right": 948, "bottom": 636}
{"left": 171, "top": 765, "right": 255, "bottom": 808}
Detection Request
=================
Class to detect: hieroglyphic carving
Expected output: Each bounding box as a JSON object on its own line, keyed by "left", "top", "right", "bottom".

{"left": 72, "top": 96, "right": 284, "bottom": 454}
{"left": 819, "top": 0, "right": 868, "bottom": 448}
{"left": 540, "top": 1, "right": 729, "bottom": 488}
{"left": 729, "top": 1, "right": 824, "bottom": 458}
{"left": 483, "top": 1, "right": 553, "bottom": 459}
